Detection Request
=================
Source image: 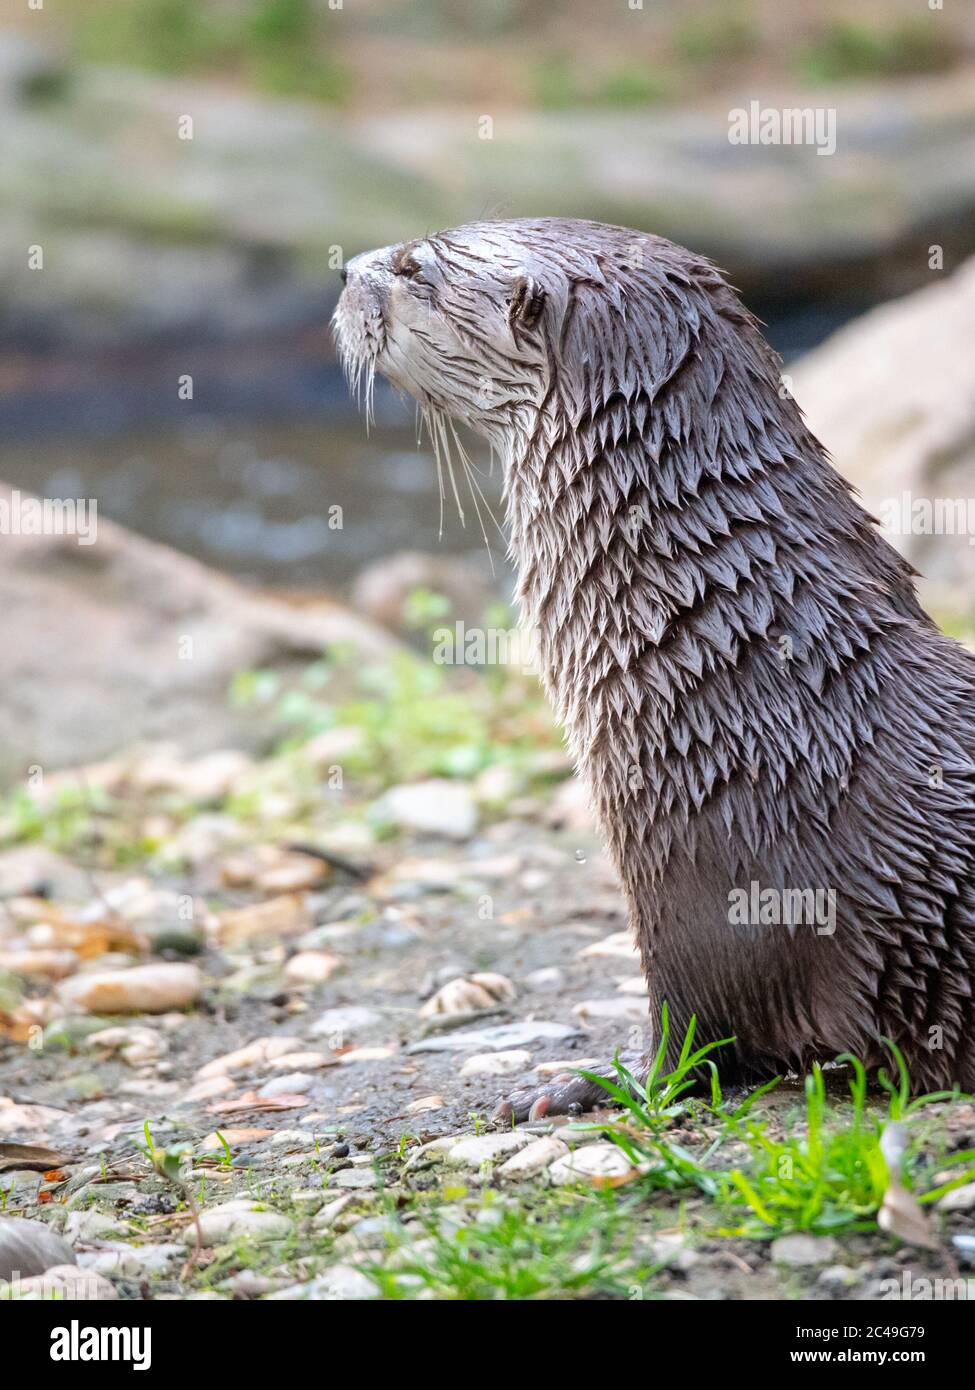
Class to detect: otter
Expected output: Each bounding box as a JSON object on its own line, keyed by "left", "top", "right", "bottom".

{"left": 333, "top": 218, "right": 975, "bottom": 1119}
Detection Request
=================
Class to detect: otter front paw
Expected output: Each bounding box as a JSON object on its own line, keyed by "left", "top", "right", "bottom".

{"left": 494, "top": 1056, "right": 645, "bottom": 1124}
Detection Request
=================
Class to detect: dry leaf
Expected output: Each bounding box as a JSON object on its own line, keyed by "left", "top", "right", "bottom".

{"left": 213, "top": 894, "right": 310, "bottom": 946}
{"left": 206, "top": 1090, "right": 308, "bottom": 1115}
{"left": 878, "top": 1180, "right": 939, "bottom": 1249}
{"left": 0, "top": 1142, "right": 73, "bottom": 1173}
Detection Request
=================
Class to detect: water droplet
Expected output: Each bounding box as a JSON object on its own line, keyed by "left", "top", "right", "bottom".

{"left": 574, "top": 850, "right": 587, "bottom": 864}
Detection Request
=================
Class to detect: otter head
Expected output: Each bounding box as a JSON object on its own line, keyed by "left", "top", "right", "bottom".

{"left": 332, "top": 220, "right": 568, "bottom": 448}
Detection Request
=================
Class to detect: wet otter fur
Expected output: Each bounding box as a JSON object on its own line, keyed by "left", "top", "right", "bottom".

{"left": 334, "top": 218, "right": 975, "bottom": 1117}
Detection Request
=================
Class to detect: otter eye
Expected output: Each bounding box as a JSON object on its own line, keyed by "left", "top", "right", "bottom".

{"left": 393, "top": 249, "right": 423, "bottom": 280}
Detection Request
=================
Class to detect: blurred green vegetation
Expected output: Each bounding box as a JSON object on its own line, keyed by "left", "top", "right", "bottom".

{"left": 77, "top": 0, "right": 351, "bottom": 103}
{"left": 64, "top": 0, "right": 968, "bottom": 109}
{"left": 798, "top": 19, "right": 961, "bottom": 84}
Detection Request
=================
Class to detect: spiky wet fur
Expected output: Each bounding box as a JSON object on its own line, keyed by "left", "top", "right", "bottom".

{"left": 334, "top": 218, "right": 975, "bottom": 1090}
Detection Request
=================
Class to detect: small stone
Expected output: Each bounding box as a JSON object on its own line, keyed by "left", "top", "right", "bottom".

{"left": 459, "top": 1050, "right": 532, "bottom": 1077}
{"left": 57, "top": 963, "right": 202, "bottom": 1015}
{"left": 64, "top": 1211, "right": 123, "bottom": 1244}
{"left": 337, "top": 1047, "right": 394, "bottom": 1065}
{"left": 87, "top": 1025, "right": 164, "bottom": 1066}
{"left": 330, "top": 1168, "right": 378, "bottom": 1190}
{"left": 309, "top": 1006, "right": 381, "bottom": 1042}
{"left": 0, "top": 949, "right": 77, "bottom": 980}
{"left": 573, "top": 997, "right": 647, "bottom": 1022}
{"left": 372, "top": 780, "right": 478, "bottom": 839}
{"left": 937, "top": 1181, "right": 975, "bottom": 1212}
{"left": 196, "top": 1036, "right": 296, "bottom": 1079}
{"left": 497, "top": 1136, "right": 569, "bottom": 1178}
{"left": 523, "top": 967, "right": 564, "bottom": 992}
{"left": 447, "top": 1132, "right": 532, "bottom": 1168}
{"left": 404, "top": 1095, "right": 444, "bottom": 1115}
{"left": 577, "top": 931, "right": 640, "bottom": 961}
{"left": 213, "top": 894, "right": 310, "bottom": 946}
{"left": 770, "top": 1234, "right": 840, "bottom": 1267}
{"left": 650, "top": 1232, "right": 698, "bottom": 1271}
{"left": 269, "top": 1265, "right": 377, "bottom": 1300}
{"left": 283, "top": 951, "right": 342, "bottom": 985}
{"left": 198, "top": 1128, "right": 274, "bottom": 1152}
{"left": 0, "top": 1217, "right": 73, "bottom": 1281}
{"left": 420, "top": 972, "right": 516, "bottom": 1018}
{"left": 407, "top": 1020, "right": 577, "bottom": 1054}
{"left": 818, "top": 1264, "right": 859, "bottom": 1288}
{"left": 264, "top": 1051, "right": 333, "bottom": 1071}
{"left": 549, "top": 1143, "right": 639, "bottom": 1186}
{"left": 258, "top": 1073, "right": 316, "bottom": 1098}
{"left": 616, "top": 977, "right": 649, "bottom": 995}
{"left": 193, "top": 1201, "right": 293, "bottom": 1246}
{"left": 535, "top": 1057, "right": 600, "bottom": 1075}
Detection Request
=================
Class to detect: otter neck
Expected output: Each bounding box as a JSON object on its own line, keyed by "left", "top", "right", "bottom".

{"left": 501, "top": 376, "right": 924, "bottom": 895}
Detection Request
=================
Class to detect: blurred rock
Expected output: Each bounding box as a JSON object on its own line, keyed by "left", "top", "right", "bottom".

{"left": 372, "top": 779, "right": 478, "bottom": 839}
{"left": 0, "top": 485, "right": 398, "bottom": 782}
{"left": 57, "top": 962, "right": 202, "bottom": 1014}
{"left": 0, "top": 1217, "right": 73, "bottom": 1282}
{"left": 791, "top": 255, "right": 975, "bottom": 617}
{"left": 352, "top": 550, "right": 498, "bottom": 634}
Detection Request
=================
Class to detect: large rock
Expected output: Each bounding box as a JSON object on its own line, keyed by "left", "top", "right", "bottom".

{"left": 791, "top": 256, "right": 975, "bottom": 618}
{"left": 0, "top": 484, "right": 397, "bottom": 783}
{"left": 0, "top": 1217, "right": 73, "bottom": 1282}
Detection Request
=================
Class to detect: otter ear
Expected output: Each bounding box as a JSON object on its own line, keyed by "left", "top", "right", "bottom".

{"left": 507, "top": 276, "right": 545, "bottom": 334}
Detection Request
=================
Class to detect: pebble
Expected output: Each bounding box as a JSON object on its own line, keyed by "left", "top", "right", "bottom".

{"left": 523, "top": 967, "right": 565, "bottom": 991}
{"left": 549, "top": 1143, "right": 639, "bottom": 1186}
{"left": 497, "top": 1136, "right": 569, "bottom": 1178}
{"left": 446, "top": 1132, "right": 532, "bottom": 1168}
{"left": 196, "top": 1036, "right": 297, "bottom": 1079}
{"left": 577, "top": 931, "right": 641, "bottom": 961}
{"left": 198, "top": 1128, "right": 274, "bottom": 1151}
{"left": 264, "top": 1051, "right": 333, "bottom": 1071}
{"left": 535, "top": 1057, "right": 600, "bottom": 1075}
{"left": 283, "top": 951, "right": 342, "bottom": 985}
{"left": 64, "top": 1210, "right": 124, "bottom": 1244}
{"left": 330, "top": 1168, "right": 379, "bottom": 1190}
{"left": 404, "top": 1095, "right": 444, "bottom": 1114}
{"left": 573, "top": 997, "right": 647, "bottom": 1022}
{"left": 269, "top": 1265, "right": 377, "bottom": 1300}
{"left": 258, "top": 1073, "right": 316, "bottom": 1097}
{"left": 937, "top": 1180, "right": 975, "bottom": 1212}
{"left": 213, "top": 893, "right": 310, "bottom": 946}
{"left": 420, "top": 972, "right": 516, "bottom": 1018}
{"left": 337, "top": 1047, "right": 394, "bottom": 1065}
{"left": 372, "top": 780, "right": 478, "bottom": 839}
{"left": 86, "top": 1025, "right": 164, "bottom": 1066}
{"left": 193, "top": 1201, "right": 294, "bottom": 1246}
{"left": 0, "top": 948, "right": 77, "bottom": 980}
{"left": 309, "top": 1006, "right": 382, "bottom": 1041}
{"left": 57, "top": 962, "right": 202, "bottom": 1014}
{"left": 407, "top": 1020, "right": 577, "bottom": 1054}
{"left": 770, "top": 1234, "right": 840, "bottom": 1267}
{"left": 459, "top": 1050, "right": 532, "bottom": 1077}
{"left": 81, "top": 1242, "right": 183, "bottom": 1277}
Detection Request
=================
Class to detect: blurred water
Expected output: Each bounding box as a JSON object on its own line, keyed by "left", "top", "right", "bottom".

{"left": 0, "top": 296, "right": 864, "bottom": 589}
